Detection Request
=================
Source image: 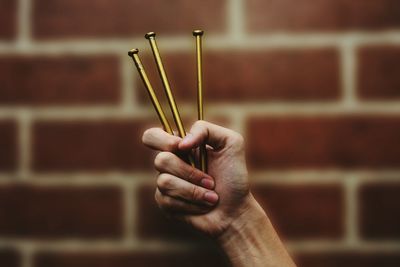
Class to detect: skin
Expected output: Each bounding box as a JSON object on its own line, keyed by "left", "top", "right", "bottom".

{"left": 142, "top": 120, "right": 296, "bottom": 267}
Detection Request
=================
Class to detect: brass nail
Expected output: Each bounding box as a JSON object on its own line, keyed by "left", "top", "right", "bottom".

{"left": 128, "top": 48, "right": 173, "bottom": 134}
{"left": 193, "top": 30, "right": 207, "bottom": 173}
{"left": 145, "top": 32, "right": 195, "bottom": 167}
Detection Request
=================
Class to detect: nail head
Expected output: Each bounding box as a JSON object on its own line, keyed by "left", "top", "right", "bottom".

{"left": 128, "top": 48, "right": 139, "bottom": 57}
{"left": 145, "top": 32, "right": 156, "bottom": 39}
{"left": 193, "top": 30, "right": 204, "bottom": 36}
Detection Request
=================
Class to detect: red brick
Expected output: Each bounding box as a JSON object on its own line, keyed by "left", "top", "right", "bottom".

{"left": 138, "top": 49, "right": 340, "bottom": 104}
{"left": 0, "top": 56, "right": 120, "bottom": 106}
{"left": 0, "top": 249, "right": 20, "bottom": 267}
{"left": 0, "top": 0, "right": 16, "bottom": 39}
{"left": 359, "top": 182, "right": 400, "bottom": 240}
{"left": 247, "top": 0, "right": 400, "bottom": 32}
{"left": 252, "top": 184, "right": 344, "bottom": 239}
{"left": 32, "top": 120, "right": 156, "bottom": 172}
{"left": 247, "top": 116, "right": 400, "bottom": 169}
{"left": 0, "top": 120, "right": 17, "bottom": 171}
{"left": 136, "top": 185, "right": 211, "bottom": 241}
{"left": 33, "top": 0, "right": 226, "bottom": 39}
{"left": 34, "top": 251, "right": 228, "bottom": 267}
{"left": 358, "top": 46, "right": 400, "bottom": 100}
{"left": 295, "top": 252, "right": 400, "bottom": 267}
{"left": 0, "top": 184, "right": 123, "bottom": 239}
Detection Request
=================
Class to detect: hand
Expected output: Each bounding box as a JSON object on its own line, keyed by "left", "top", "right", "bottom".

{"left": 142, "top": 120, "right": 252, "bottom": 237}
{"left": 143, "top": 121, "right": 296, "bottom": 267}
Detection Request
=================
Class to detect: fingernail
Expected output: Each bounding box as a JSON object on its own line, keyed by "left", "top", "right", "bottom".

{"left": 181, "top": 133, "right": 194, "bottom": 146}
{"left": 200, "top": 178, "right": 215, "bottom": 189}
{"left": 204, "top": 191, "right": 219, "bottom": 204}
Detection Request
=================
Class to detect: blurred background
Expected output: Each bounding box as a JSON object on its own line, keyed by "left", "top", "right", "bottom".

{"left": 1, "top": 0, "right": 400, "bottom": 266}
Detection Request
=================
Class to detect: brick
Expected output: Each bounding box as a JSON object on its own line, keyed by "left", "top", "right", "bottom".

{"left": 0, "top": 249, "right": 21, "bottom": 267}
{"left": 138, "top": 49, "right": 340, "bottom": 104}
{"left": 136, "top": 185, "right": 211, "bottom": 241}
{"left": 0, "top": 120, "right": 17, "bottom": 171}
{"left": 0, "top": 56, "right": 120, "bottom": 106}
{"left": 358, "top": 46, "right": 400, "bottom": 100}
{"left": 0, "top": 184, "right": 123, "bottom": 239}
{"left": 32, "top": 120, "right": 156, "bottom": 172}
{"left": 247, "top": 116, "right": 400, "bottom": 169}
{"left": 295, "top": 252, "right": 400, "bottom": 267}
{"left": 247, "top": 0, "right": 400, "bottom": 32}
{"left": 0, "top": 0, "right": 16, "bottom": 39}
{"left": 252, "top": 184, "right": 343, "bottom": 239}
{"left": 359, "top": 182, "right": 400, "bottom": 240}
{"left": 34, "top": 251, "right": 228, "bottom": 267}
{"left": 33, "top": 0, "right": 226, "bottom": 39}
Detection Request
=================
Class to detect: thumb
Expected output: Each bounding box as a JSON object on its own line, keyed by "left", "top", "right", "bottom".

{"left": 178, "top": 120, "right": 240, "bottom": 151}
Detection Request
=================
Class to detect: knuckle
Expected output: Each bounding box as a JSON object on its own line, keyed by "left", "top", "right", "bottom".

{"left": 155, "top": 191, "right": 169, "bottom": 209}
{"left": 193, "top": 120, "right": 205, "bottom": 128}
{"left": 187, "top": 167, "right": 200, "bottom": 183}
{"left": 193, "top": 120, "right": 207, "bottom": 131}
{"left": 166, "top": 138, "right": 178, "bottom": 152}
{"left": 141, "top": 128, "right": 152, "bottom": 144}
{"left": 190, "top": 186, "right": 202, "bottom": 201}
{"left": 159, "top": 195, "right": 170, "bottom": 206}
{"left": 154, "top": 151, "right": 172, "bottom": 169}
{"left": 231, "top": 132, "right": 245, "bottom": 147}
{"left": 154, "top": 190, "right": 161, "bottom": 204}
{"left": 157, "top": 173, "right": 172, "bottom": 190}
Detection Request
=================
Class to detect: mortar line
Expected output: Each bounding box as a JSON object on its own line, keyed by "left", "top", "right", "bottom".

{"left": 227, "top": 0, "right": 245, "bottom": 41}
{"left": 0, "top": 174, "right": 152, "bottom": 186}
{"left": 21, "top": 244, "right": 33, "bottom": 267}
{"left": 1, "top": 102, "right": 400, "bottom": 120}
{"left": 16, "top": 0, "right": 32, "bottom": 48}
{"left": 287, "top": 240, "right": 400, "bottom": 253}
{"left": 344, "top": 174, "right": 359, "bottom": 246}
{"left": 341, "top": 41, "right": 358, "bottom": 108}
{"left": 17, "top": 110, "right": 31, "bottom": 179}
{"left": 0, "top": 171, "right": 398, "bottom": 185}
{"left": 1, "top": 239, "right": 400, "bottom": 253}
{"left": 2, "top": 32, "right": 400, "bottom": 54}
{"left": 250, "top": 171, "right": 400, "bottom": 183}
{"left": 229, "top": 109, "right": 246, "bottom": 135}
{"left": 0, "top": 240, "right": 212, "bottom": 253}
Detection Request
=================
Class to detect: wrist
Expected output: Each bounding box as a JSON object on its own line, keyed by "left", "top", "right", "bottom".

{"left": 217, "top": 193, "right": 296, "bottom": 267}
{"left": 217, "top": 193, "right": 267, "bottom": 246}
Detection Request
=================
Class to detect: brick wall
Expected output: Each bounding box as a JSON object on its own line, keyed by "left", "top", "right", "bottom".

{"left": 1, "top": 0, "right": 400, "bottom": 266}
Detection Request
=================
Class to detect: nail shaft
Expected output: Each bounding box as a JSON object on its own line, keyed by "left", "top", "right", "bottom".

{"left": 128, "top": 49, "right": 173, "bottom": 134}
{"left": 193, "top": 30, "right": 207, "bottom": 173}
{"left": 145, "top": 32, "right": 195, "bottom": 167}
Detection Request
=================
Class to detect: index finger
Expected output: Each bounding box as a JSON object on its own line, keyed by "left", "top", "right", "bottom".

{"left": 142, "top": 127, "right": 182, "bottom": 152}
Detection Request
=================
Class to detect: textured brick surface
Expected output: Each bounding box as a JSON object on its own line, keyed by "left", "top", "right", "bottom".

{"left": 247, "top": 116, "right": 400, "bottom": 170}
{"left": 0, "top": 120, "right": 17, "bottom": 171}
{"left": 0, "top": 249, "right": 20, "bottom": 267}
{"left": 0, "top": 185, "right": 123, "bottom": 239}
{"left": 1, "top": 0, "right": 400, "bottom": 264}
{"left": 247, "top": 0, "right": 400, "bottom": 32}
{"left": 359, "top": 183, "right": 400, "bottom": 240}
{"left": 33, "top": 0, "right": 226, "bottom": 39}
{"left": 358, "top": 46, "right": 400, "bottom": 100}
{"left": 32, "top": 120, "right": 156, "bottom": 172}
{"left": 136, "top": 185, "right": 211, "bottom": 241}
{"left": 0, "top": 56, "right": 120, "bottom": 106}
{"left": 295, "top": 252, "right": 400, "bottom": 267}
{"left": 34, "top": 251, "right": 228, "bottom": 267}
{"left": 0, "top": 0, "right": 16, "bottom": 39}
{"left": 138, "top": 49, "right": 340, "bottom": 103}
{"left": 252, "top": 184, "right": 344, "bottom": 239}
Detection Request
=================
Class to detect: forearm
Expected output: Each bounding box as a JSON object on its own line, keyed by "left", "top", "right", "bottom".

{"left": 217, "top": 195, "right": 296, "bottom": 267}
